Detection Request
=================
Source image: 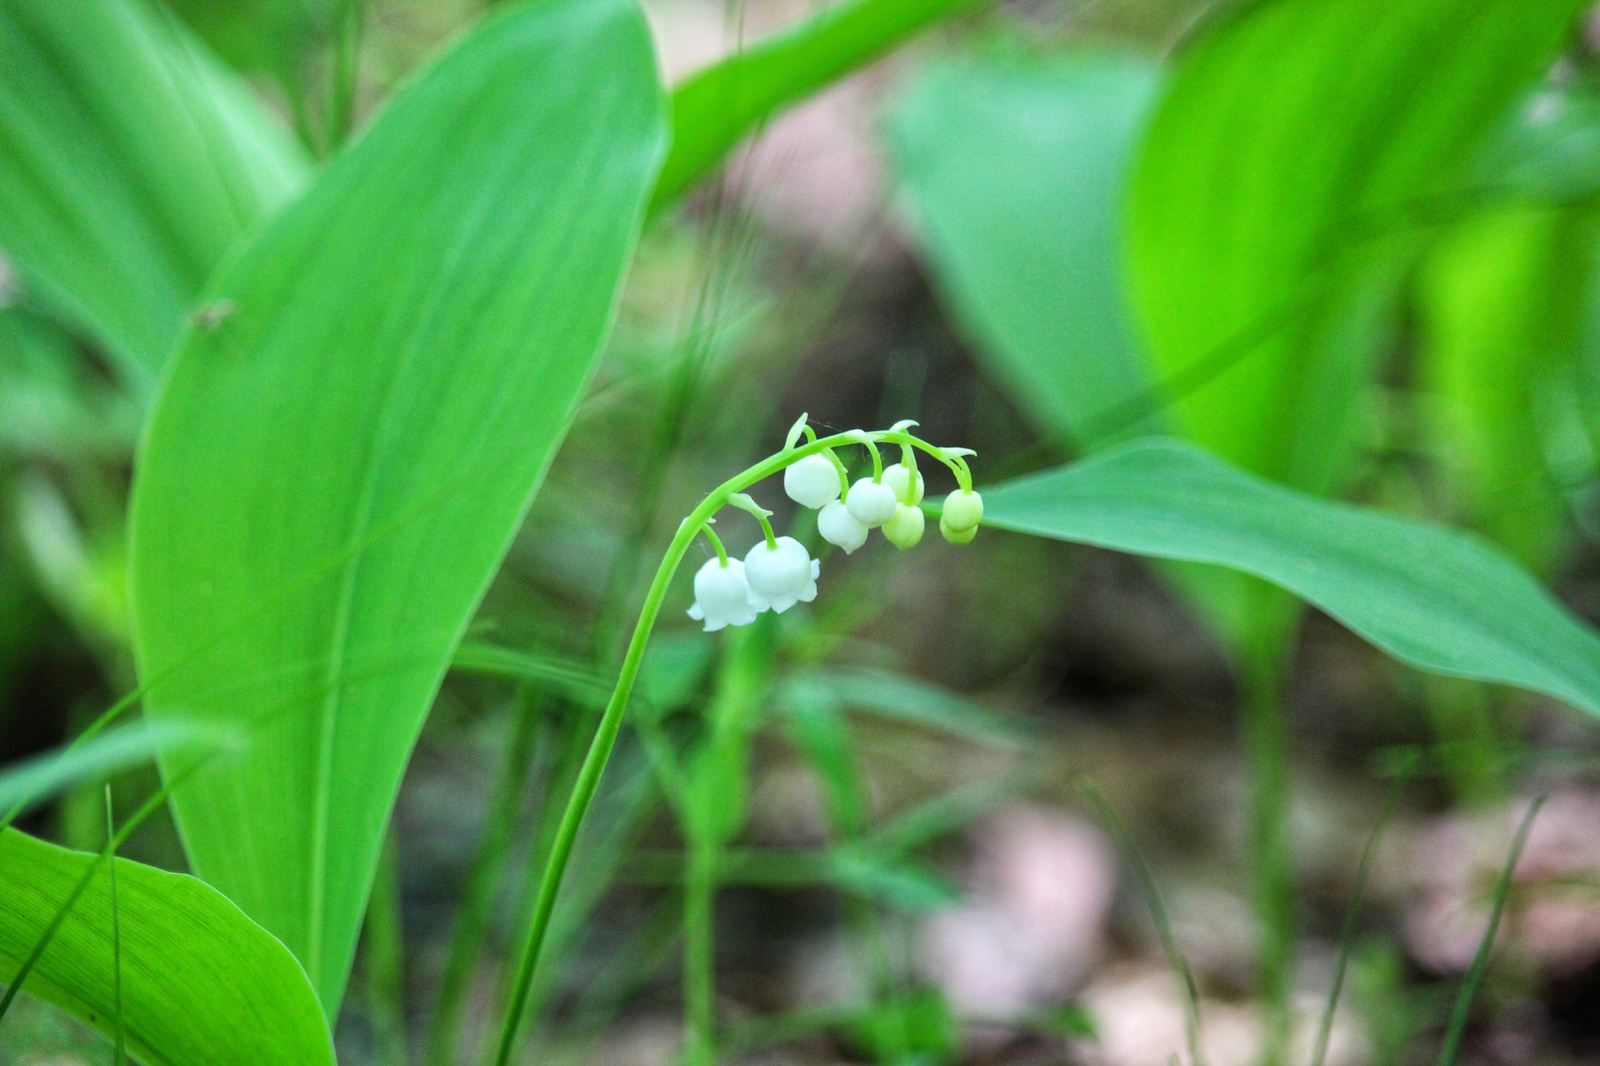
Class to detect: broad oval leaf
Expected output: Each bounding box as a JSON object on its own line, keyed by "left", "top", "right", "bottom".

{"left": 982, "top": 439, "right": 1600, "bottom": 720}
{"left": 1128, "top": 0, "right": 1588, "bottom": 491}
{"left": 656, "top": 0, "right": 985, "bottom": 208}
{"left": 0, "top": 0, "right": 307, "bottom": 390}
{"left": 890, "top": 51, "right": 1161, "bottom": 448}
{"left": 0, "top": 828, "right": 332, "bottom": 1066}
{"left": 130, "top": 0, "right": 667, "bottom": 1013}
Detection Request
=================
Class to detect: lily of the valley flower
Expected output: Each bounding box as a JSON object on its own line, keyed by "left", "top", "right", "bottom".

{"left": 882, "top": 504, "right": 925, "bottom": 550}
{"left": 686, "top": 558, "right": 760, "bottom": 632}
{"left": 940, "top": 488, "right": 983, "bottom": 544}
{"left": 884, "top": 464, "right": 924, "bottom": 505}
{"left": 783, "top": 453, "right": 841, "bottom": 509}
{"left": 818, "top": 500, "right": 869, "bottom": 553}
{"left": 846, "top": 477, "right": 898, "bottom": 527}
{"left": 744, "top": 536, "right": 820, "bottom": 613}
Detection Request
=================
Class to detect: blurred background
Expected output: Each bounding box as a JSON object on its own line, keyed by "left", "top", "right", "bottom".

{"left": 7, "top": 0, "right": 1600, "bottom": 1064}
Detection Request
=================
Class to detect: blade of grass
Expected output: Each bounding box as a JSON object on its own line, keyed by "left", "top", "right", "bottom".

{"left": 1079, "top": 777, "right": 1207, "bottom": 1066}
{"left": 104, "top": 785, "right": 125, "bottom": 1066}
{"left": 1435, "top": 795, "right": 1545, "bottom": 1066}
{"left": 1311, "top": 749, "right": 1418, "bottom": 1066}
{"left": 0, "top": 767, "right": 192, "bottom": 1022}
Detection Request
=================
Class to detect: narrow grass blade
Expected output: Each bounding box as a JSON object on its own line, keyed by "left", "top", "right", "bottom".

{"left": 1079, "top": 778, "right": 1207, "bottom": 1066}
{"left": 1436, "top": 796, "right": 1545, "bottom": 1066}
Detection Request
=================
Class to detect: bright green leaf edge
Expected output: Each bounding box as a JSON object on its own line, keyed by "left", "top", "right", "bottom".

{"left": 982, "top": 438, "right": 1600, "bottom": 720}
{"left": 0, "top": 829, "right": 332, "bottom": 1066}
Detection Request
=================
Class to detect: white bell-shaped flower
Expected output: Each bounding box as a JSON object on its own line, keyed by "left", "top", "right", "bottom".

{"left": 818, "top": 500, "right": 869, "bottom": 553}
{"left": 939, "top": 516, "right": 976, "bottom": 545}
{"left": 686, "top": 558, "right": 759, "bottom": 631}
{"left": 882, "top": 504, "right": 925, "bottom": 550}
{"left": 883, "top": 464, "right": 924, "bottom": 505}
{"left": 846, "top": 477, "right": 898, "bottom": 527}
{"left": 941, "top": 489, "right": 984, "bottom": 532}
{"left": 743, "top": 536, "right": 820, "bottom": 613}
{"left": 784, "top": 454, "right": 841, "bottom": 509}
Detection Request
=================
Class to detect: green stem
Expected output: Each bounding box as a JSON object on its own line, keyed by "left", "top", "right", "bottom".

{"left": 701, "top": 525, "right": 730, "bottom": 566}
{"left": 488, "top": 430, "right": 933, "bottom": 1063}
{"left": 105, "top": 787, "right": 125, "bottom": 1066}
{"left": 755, "top": 512, "right": 777, "bottom": 550}
{"left": 684, "top": 833, "right": 719, "bottom": 1066}
{"left": 1243, "top": 626, "right": 1294, "bottom": 1066}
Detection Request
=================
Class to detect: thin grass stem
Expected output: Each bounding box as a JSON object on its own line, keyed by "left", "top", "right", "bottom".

{"left": 1311, "top": 750, "right": 1418, "bottom": 1066}
{"left": 1435, "top": 795, "right": 1545, "bottom": 1066}
{"left": 1079, "top": 777, "right": 1207, "bottom": 1066}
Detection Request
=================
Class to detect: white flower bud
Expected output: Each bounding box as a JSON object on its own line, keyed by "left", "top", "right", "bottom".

{"left": 817, "top": 500, "right": 869, "bottom": 553}
{"left": 743, "top": 536, "right": 821, "bottom": 613}
{"left": 939, "top": 516, "right": 976, "bottom": 545}
{"left": 882, "top": 504, "right": 925, "bottom": 550}
{"left": 940, "top": 489, "right": 983, "bottom": 533}
{"left": 882, "top": 464, "right": 924, "bottom": 505}
{"left": 783, "top": 454, "right": 841, "bottom": 509}
{"left": 685, "top": 558, "right": 759, "bottom": 631}
{"left": 846, "top": 477, "right": 898, "bottom": 527}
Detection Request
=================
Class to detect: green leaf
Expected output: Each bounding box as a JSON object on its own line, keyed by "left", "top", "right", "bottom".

{"left": 982, "top": 439, "right": 1600, "bottom": 720}
{"left": 785, "top": 667, "right": 1033, "bottom": 746}
{"left": 0, "top": 306, "right": 136, "bottom": 458}
{"left": 1417, "top": 204, "right": 1593, "bottom": 569}
{"left": 451, "top": 641, "right": 612, "bottom": 707}
{"left": 0, "top": 828, "right": 332, "bottom": 1066}
{"left": 129, "top": 0, "right": 666, "bottom": 1015}
{"left": 890, "top": 50, "right": 1162, "bottom": 447}
{"left": 0, "top": 0, "right": 308, "bottom": 390}
{"left": 655, "top": 0, "right": 986, "bottom": 208}
{"left": 0, "top": 722, "right": 218, "bottom": 822}
{"left": 1128, "top": 0, "right": 1587, "bottom": 491}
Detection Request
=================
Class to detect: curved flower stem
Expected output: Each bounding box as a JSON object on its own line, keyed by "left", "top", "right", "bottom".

{"left": 701, "top": 524, "right": 729, "bottom": 565}
{"left": 863, "top": 438, "right": 884, "bottom": 481}
{"left": 490, "top": 429, "right": 900, "bottom": 1065}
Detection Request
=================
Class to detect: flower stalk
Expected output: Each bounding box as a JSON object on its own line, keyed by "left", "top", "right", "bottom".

{"left": 490, "top": 422, "right": 978, "bottom": 1065}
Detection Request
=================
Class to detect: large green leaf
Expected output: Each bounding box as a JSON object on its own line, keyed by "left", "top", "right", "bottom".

{"left": 655, "top": 0, "right": 985, "bottom": 208}
{"left": 129, "top": 0, "right": 666, "bottom": 1013}
{"left": 890, "top": 51, "right": 1161, "bottom": 448}
{"left": 982, "top": 439, "right": 1600, "bottom": 720}
{"left": 1417, "top": 204, "right": 1593, "bottom": 570}
{"left": 1128, "top": 0, "right": 1587, "bottom": 492}
{"left": 0, "top": 0, "right": 308, "bottom": 390}
{"left": 0, "top": 828, "right": 332, "bottom": 1066}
